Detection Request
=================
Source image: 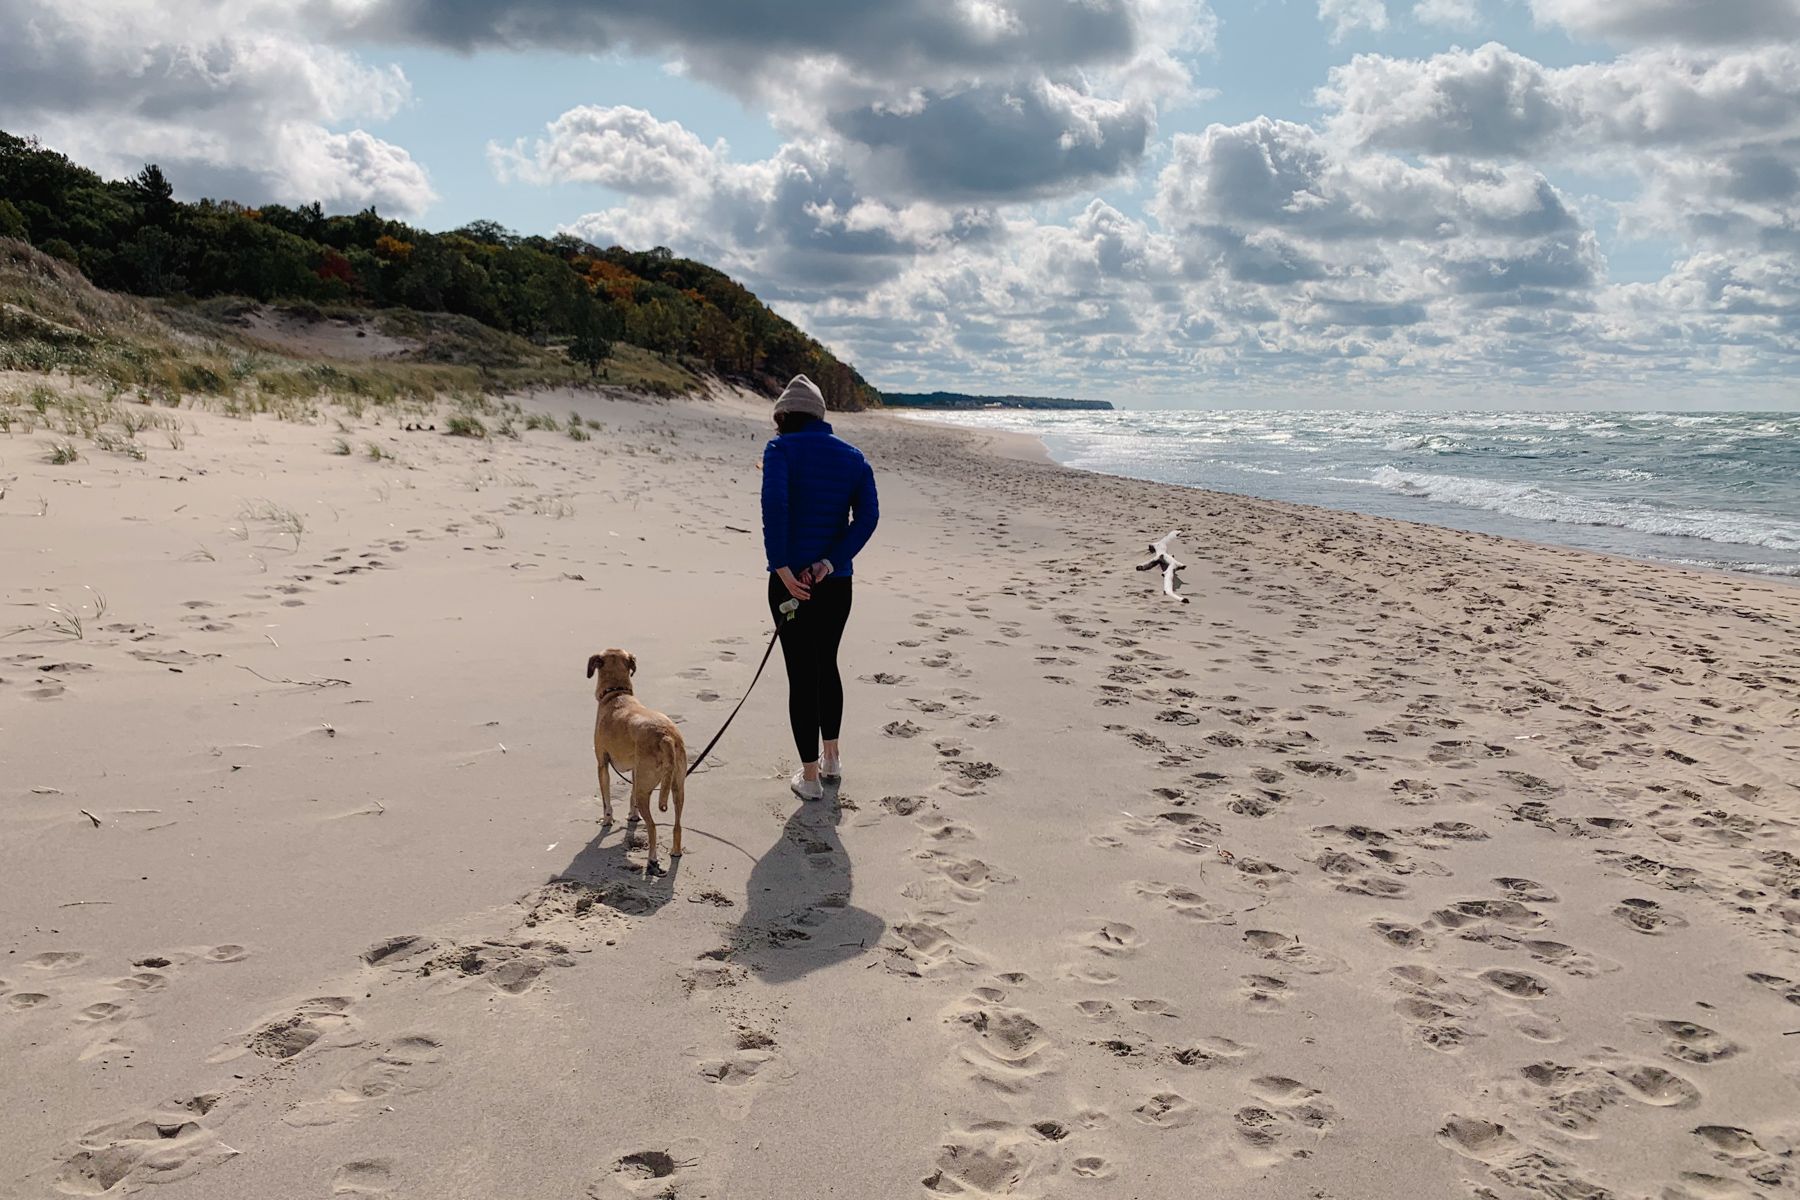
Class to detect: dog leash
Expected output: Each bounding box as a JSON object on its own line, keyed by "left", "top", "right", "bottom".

{"left": 682, "top": 598, "right": 796, "bottom": 776}
{"left": 609, "top": 598, "right": 799, "bottom": 785}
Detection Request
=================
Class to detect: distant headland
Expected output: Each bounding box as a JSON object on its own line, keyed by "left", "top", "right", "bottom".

{"left": 881, "top": 391, "right": 1113, "bottom": 411}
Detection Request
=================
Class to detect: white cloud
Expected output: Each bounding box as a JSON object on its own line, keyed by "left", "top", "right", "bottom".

{"left": 1413, "top": 0, "right": 1480, "bottom": 27}
{"left": 8, "top": 0, "right": 1799, "bottom": 398}
{"left": 0, "top": 0, "right": 435, "bottom": 214}
{"left": 1318, "top": 0, "right": 1390, "bottom": 41}
{"left": 1321, "top": 42, "right": 1800, "bottom": 159}
{"left": 497, "top": 79, "right": 1796, "bottom": 399}
{"left": 538, "top": 120, "right": 1000, "bottom": 297}
{"left": 829, "top": 80, "right": 1154, "bottom": 201}
{"left": 334, "top": 0, "right": 1216, "bottom": 203}
{"left": 1529, "top": 0, "right": 1800, "bottom": 46}
{"left": 1319, "top": 42, "right": 1800, "bottom": 282}
{"left": 490, "top": 105, "right": 723, "bottom": 193}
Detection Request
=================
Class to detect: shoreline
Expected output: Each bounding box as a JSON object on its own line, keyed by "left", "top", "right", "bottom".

{"left": 882, "top": 405, "right": 1800, "bottom": 589}
{"left": 4, "top": 384, "right": 1798, "bottom": 1199}
{"left": 883, "top": 407, "right": 1055, "bottom": 465}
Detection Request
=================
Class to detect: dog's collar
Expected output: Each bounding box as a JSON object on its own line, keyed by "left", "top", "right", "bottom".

{"left": 598, "top": 685, "right": 633, "bottom": 699}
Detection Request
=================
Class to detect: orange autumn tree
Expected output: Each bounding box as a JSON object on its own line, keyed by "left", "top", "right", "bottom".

{"left": 374, "top": 234, "right": 413, "bottom": 263}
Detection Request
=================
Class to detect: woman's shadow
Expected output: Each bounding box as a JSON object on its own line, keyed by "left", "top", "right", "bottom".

{"left": 729, "top": 785, "right": 886, "bottom": 984}
{"left": 551, "top": 788, "right": 884, "bottom": 983}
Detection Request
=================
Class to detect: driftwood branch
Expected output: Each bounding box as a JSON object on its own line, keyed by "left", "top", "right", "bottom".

{"left": 1135, "top": 529, "right": 1190, "bottom": 603}
{"left": 238, "top": 667, "right": 352, "bottom": 688}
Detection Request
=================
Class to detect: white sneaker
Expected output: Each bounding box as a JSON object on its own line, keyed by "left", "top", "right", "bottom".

{"left": 791, "top": 771, "right": 824, "bottom": 802}
{"left": 821, "top": 752, "right": 842, "bottom": 782}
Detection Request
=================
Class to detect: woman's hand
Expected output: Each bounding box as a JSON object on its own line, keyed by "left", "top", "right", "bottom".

{"left": 807, "top": 559, "right": 833, "bottom": 583}
{"left": 777, "top": 566, "right": 811, "bottom": 601}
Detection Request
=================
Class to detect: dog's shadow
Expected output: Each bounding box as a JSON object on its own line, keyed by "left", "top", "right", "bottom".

{"left": 553, "top": 818, "right": 682, "bottom": 917}
{"left": 727, "top": 785, "right": 886, "bottom": 984}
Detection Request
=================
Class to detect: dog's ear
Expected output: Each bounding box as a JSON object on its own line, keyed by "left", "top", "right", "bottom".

{"left": 586, "top": 654, "right": 602, "bottom": 679}
{"left": 626, "top": 652, "right": 637, "bottom": 676}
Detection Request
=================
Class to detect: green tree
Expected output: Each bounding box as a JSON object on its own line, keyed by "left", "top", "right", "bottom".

{"left": 570, "top": 299, "right": 618, "bottom": 376}
{"left": 132, "top": 163, "right": 176, "bottom": 226}
{"left": 0, "top": 125, "right": 887, "bottom": 409}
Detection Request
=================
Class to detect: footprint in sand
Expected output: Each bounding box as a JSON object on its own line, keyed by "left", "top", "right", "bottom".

{"left": 887, "top": 921, "right": 985, "bottom": 979}
{"left": 57, "top": 1095, "right": 234, "bottom": 1195}
{"left": 286, "top": 1034, "right": 448, "bottom": 1127}
{"left": 1608, "top": 1061, "right": 1702, "bottom": 1108}
{"left": 332, "top": 1159, "right": 396, "bottom": 1195}
{"left": 1242, "top": 930, "right": 1342, "bottom": 975}
{"left": 1428, "top": 740, "right": 1512, "bottom": 767}
{"left": 1135, "top": 880, "right": 1234, "bottom": 924}
{"left": 1437, "top": 1114, "right": 1521, "bottom": 1162}
{"left": 1389, "top": 778, "right": 1439, "bottom": 805}
{"left": 1241, "top": 974, "right": 1291, "bottom": 1014}
{"left": 1509, "top": 938, "right": 1617, "bottom": 978}
{"left": 1070, "top": 1155, "right": 1115, "bottom": 1179}
{"left": 950, "top": 997, "right": 1060, "bottom": 1094}
{"left": 1233, "top": 1075, "right": 1337, "bottom": 1166}
{"left": 1493, "top": 877, "right": 1560, "bottom": 903}
{"left": 417, "top": 940, "right": 576, "bottom": 994}
{"left": 1370, "top": 920, "right": 1433, "bottom": 951}
{"left": 1311, "top": 849, "right": 1409, "bottom": 898}
{"left": 916, "top": 815, "right": 976, "bottom": 844}
{"left": 597, "top": 1139, "right": 714, "bottom": 1198}
{"left": 1388, "top": 965, "right": 1481, "bottom": 1052}
{"left": 1633, "top": 1017, "right": 1740, "bottom": 1064}
{"left": 27, "top": 950, "right": 87, "bottom": 972}
{"left": 911, "top": 854, "right": 1016, "bottom": 906}
{"left": 223, "top": 996, "right": 355, "bottom": 1062}
{"left": 941, "top": 759, "right": 1002, "bottom": 796}
{"left": 1290, "top": 759, "right": 1354, "bottom": 779}
{"left": 1612, "top": 897, "right": 1689, "bottom": 935}
{"left": 1225, "top": 786, "right": 1320, "bottom": 819}
{"left": 1133, "top": 1092, "right": 1197, "bottom": 1128}
{"left": 923, "top": 1127, "right": 1044, "bottom": 1197}
{"left": 1477, "top": 968, "right": 1552, "bottom": 999}
{"left": 1747, "top": 972, "right": 1800, "bottom": 1006}
{"left": 1429, "top": 898, "right": 1548, "bottom": 938}
{"left": 695, "top": 1045, "right": 793, "bottom": 1120}
{"left": 1079, "top": 922, "right": 1144, "bottom": 957}
{"left": 1169, "top": 1035, "right": 1254, "bottom": 1069}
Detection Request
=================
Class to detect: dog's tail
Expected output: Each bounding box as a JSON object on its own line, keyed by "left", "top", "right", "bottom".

{"left": 658, "top": 729, "right": 687, "bottom": 812}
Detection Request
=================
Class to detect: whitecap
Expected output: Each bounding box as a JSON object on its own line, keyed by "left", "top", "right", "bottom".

{"left": 1369, "top": 466, "right": 1800, "bottom": 552}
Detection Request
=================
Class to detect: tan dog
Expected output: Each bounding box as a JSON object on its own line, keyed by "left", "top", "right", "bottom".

{"left": 588, "top": 648, "right": 687, "bottom": 876}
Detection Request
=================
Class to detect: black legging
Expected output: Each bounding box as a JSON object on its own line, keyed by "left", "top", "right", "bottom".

{"left": 768, "top": 573, "right": 853, "bottom": 762}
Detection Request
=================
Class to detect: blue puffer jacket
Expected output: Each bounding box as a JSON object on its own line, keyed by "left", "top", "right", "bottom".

{"left": 761, "top": 422, "right": 879, "bottom": 576}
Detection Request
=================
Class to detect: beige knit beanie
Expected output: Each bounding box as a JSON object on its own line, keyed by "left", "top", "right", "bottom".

{"left": 773, "top": 374, "right": 827, "bottom": 418}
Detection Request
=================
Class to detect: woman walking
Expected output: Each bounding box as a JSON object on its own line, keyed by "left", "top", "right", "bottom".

{"left": 761, "top": 374, "right": 879, "bottom": 801}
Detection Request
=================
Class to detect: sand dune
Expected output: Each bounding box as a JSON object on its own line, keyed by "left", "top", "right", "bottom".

{"left": 3, "top": 387, "right": 1797, "bottom": 1198}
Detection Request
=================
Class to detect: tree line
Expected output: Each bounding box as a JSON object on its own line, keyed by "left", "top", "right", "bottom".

{"left": 0, "top": 130, "right": 880, "bottom": 410}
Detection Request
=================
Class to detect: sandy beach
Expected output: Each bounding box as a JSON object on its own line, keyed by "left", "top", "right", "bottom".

{"left": 4, "top": 387, "right": 1798, "bottom": 1200}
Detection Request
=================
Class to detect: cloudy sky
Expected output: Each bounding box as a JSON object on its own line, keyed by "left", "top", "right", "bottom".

{"left": 3, "top": 0, "right": 1798, "bottom": 406}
